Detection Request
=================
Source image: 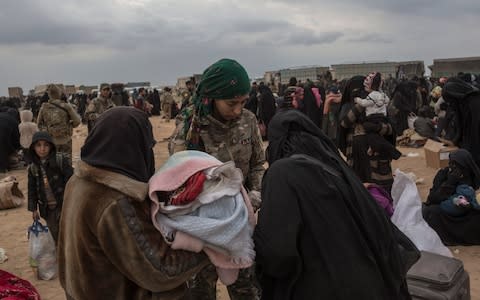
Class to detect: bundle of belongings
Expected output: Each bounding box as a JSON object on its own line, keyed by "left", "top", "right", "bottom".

{"left": 397, "top": 128, "right": 428, "bottom": 148}
{"left": 149, "top": 150, "right": 255, "bottom": 285}
{"left": 440, "top": 184, "right": 480, "bottom": 217}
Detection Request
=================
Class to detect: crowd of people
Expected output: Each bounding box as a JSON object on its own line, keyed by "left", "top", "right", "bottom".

{"left": 0, "top": 58, "right": 479, "bottom": 299}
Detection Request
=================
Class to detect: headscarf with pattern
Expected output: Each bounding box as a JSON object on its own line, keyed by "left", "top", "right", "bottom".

{"left": 183, "top": 58, "right": 251, "bottom": 150}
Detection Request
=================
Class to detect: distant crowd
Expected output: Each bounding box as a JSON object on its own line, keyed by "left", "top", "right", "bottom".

{"left": 1, "top": 64, "right": 480, "bottom": 299}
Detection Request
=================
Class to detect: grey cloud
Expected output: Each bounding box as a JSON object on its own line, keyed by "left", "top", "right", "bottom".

{"left": 0, "top": 2, "right": 110, "bottom": 45}
{"left": 268, "top": 0, "right": 480, "bottom": 18}
{"left": 229, "top": 19, "right": 291, "bottom": 33}
{"left": 347, "top": 34, "right": 393, "bottom": 44}
{"left": 0, "top": 0, "right": 174, "bottom": 47}
{"left": 283, "top": 30, "right": 343, "bottom": 46}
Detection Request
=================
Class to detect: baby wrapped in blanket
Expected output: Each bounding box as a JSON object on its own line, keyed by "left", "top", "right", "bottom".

{"left": 149, "top": 150, "right": 255, "bottom": 285}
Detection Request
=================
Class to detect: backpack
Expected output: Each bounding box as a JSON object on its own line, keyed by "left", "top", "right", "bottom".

{"left": 41, "top": 102, "right": 71, "bottom": 139}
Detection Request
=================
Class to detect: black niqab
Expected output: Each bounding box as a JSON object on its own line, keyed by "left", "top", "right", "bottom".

{"left": 0, "top": 112, "right": 21, "bottom": 171}
{"left": 257, "top": 109, "right": 416, "bottom": 300}
{"left": 442, "top": 78, "right": 478, "bottom": 104}
{"left": 337, "top": 76, "right": 367, "bottom": 153}
{"left": 442, "top": 78, "right": 480, "bottom": 165}
{"left": 257, "top": 85, "right": 276, "bottom": 126}
{"left": 450, "top": 149, "right": 480, "bottom": 189}
{"left": 81, "top": 107, "right": 155, "bottom": 182}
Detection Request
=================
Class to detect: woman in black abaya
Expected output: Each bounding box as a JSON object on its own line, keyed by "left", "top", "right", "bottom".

{"left": 338, "top": 76, "right": 398, "bottom": 192}
{"left": 254, "top": 109, "right": 415, "bottom": 300}
{"left": 423, "top": 149, "right": 480, "bottom": 245}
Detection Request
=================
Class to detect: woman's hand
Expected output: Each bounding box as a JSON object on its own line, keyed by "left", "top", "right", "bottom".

{"left": 323, "top": 92, "right": 342, "bottom": 114}
{"left": 325, "top": 92, "right": 342, "bottom": 104}
{"left": 32, "top": 210, "right": 40, "bottom": 221}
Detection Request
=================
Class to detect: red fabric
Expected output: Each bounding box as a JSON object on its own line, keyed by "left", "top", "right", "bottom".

{"left": 0, "top": 270, "right": 41, "bottom": 300}
{"left": 170, "top": 171, "right": 207, "bottom": 206}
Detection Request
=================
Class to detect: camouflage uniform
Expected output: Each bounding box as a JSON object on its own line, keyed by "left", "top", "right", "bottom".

{"left": 84, "top": 96, "right": 115, "bottom": 132}
{"left": 37, "top": 99, "right": 81, "bottom": 162}
{"left": 170, "top": 108, "right": 265, "bottom": 300}
{"left": 160, "top": 91, "right": 174, "bottom": 122}
{"left": 180, "top": 90, "right": 192, "bottom": 111}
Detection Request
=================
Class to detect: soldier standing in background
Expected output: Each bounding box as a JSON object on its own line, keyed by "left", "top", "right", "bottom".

{"left": 160, "top": 87, "right": 174, "bottom": 122}
{"left": 180, "top": 79, "right": 195, "bottom": 111}
{"left": 36, "top": 84, "right": 81, "bottom": 162}
{"left": 84, "top": 83, "right": 115, "bottom": 132}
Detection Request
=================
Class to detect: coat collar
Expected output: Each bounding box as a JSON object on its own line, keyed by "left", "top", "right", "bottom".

{"left": 75, "top": 160, "right": 148, "bottom": 201}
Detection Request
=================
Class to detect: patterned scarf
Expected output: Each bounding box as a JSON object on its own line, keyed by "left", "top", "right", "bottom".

{"left": 183, "top": 58, "right": 251, "bottom": 150}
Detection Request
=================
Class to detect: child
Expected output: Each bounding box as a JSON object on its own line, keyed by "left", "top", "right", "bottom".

{"left": 27, "top": 131, "right": 73, "bottom": 243}
{"left": 355, "top": 72, "right": 401, "bottom": 160}
{"left": 355, "top": 72, "right": 389, "bottom": 117}
{"left": 18, "top": 110, "right": 38, "bottom": 163}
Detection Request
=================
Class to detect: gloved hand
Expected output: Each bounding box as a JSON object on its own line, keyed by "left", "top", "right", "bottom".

{"left": 248, "top": 190, "right": 262, "bottom": 212}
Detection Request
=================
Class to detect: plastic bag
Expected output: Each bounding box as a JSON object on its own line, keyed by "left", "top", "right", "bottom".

{"left": 28, "top": 220, "right": 57, "bottom": 280}
{"left": 407, "top": 113, "right": 417, "bottom": 130}
{"left": 391, "top": 169, "right": 452, "bottom": 257}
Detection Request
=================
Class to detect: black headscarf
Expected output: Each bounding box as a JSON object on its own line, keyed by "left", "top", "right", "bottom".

{"left": 442, "top": 77, "right": 478, "bottom": 104}
{"left": 267, "top": 110, "right": 339, "bottom": 166}
{"left": 81, "top": 107, "right": 155, "bottom": 182}
{"left": 0, "top": 111, "right": 21, "bottom": 171}
{"left": 337, "top": 76, "right": 367, "bottom": 153}
{"left": 450, "top": 149, "right": 480, "bottom": 189}
{"left": 392, "top": 81, "right": 419, "bottom": 113}
{"left": 340, "top": 75, "right": 367, "bottom": 106}
{"left": 258, "top": 109, "right": 417, "bottom": 299}
{"left": 442, "top": 78, "right": 480, "bottom": 164}
{"left": 257, "top": 84, "right": 276, "bottom": 126}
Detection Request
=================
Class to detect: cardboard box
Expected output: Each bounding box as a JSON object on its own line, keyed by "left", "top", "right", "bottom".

{"left": 424, "top": 139, "right": 458, "bottom": 169}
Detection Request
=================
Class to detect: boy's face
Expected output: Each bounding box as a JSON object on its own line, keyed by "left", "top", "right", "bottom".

{"left": 34, "top": 140, "right": 51, "bottom": 160}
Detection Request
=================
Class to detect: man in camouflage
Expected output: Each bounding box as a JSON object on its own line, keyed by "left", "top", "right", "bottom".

{"left": 160, "top": 87, "right": 175, "bottom": 122}
{"left": 84, "top": 83, "right": 115, "bottom": 132}
{"left": 37, "top": 84, "right": 81, "bottom": 162}
{"left": 180, "top": 79, "right": 195, "bottom": 111}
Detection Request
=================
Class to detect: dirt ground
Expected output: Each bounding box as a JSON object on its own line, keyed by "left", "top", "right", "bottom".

{"left": 0, "top": 115, "right": 479, "bottom": 299}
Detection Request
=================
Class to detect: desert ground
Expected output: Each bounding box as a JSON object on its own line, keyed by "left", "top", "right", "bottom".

{"left": 1, "top": 115, "right": 479, "bottom": 299}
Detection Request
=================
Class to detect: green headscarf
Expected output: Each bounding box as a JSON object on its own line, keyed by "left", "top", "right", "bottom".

{"left": 192, "top": 58, "right": 251, "bottom": 117}
{"left": 183, "top": 58, "right": 250, "bottom": 149}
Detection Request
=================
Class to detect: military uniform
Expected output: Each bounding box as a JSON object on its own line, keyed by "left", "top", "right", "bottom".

{"left": 160, "top": 91, "right": 174, "bottom": 122}
{"left": 37, "top": 99, "right": 81, "bottom": 162}
{"left": 84, "top": 96, "right": 115, "bottom": 132}
{"left": 170, "top": 108, "right": 265, "bottom": 300}
{"left": 180, "top": 90, "right": 192, "bottom": 111}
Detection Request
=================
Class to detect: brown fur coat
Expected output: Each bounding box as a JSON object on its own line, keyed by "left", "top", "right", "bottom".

{"left": 58, "top": 161, "right": 208, "bottom": 300}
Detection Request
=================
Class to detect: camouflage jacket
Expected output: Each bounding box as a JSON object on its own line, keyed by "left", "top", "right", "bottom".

{"left": 84, "top": 96, "right": 115, "bottom": 122}
{"left": 170, "top": 108, "right": 265, "bottom": 192}
{"left": 37, "top": 99, "right": 81, "bottom": 145}
{"left": 160, "top": 92, "right": 174, "bottom": 105}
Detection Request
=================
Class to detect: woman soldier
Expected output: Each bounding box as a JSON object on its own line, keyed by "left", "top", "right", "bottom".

{"left": 169, "top": 58, "right": 264, "bottom": 299}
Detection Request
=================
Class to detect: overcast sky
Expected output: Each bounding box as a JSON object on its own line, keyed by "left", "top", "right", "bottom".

{"left": 1, "top": 0, "right": 479, "bottom": 96}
